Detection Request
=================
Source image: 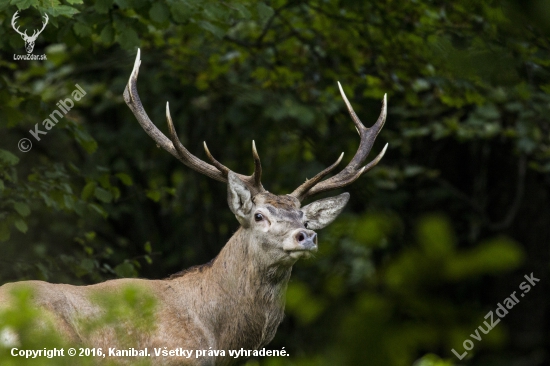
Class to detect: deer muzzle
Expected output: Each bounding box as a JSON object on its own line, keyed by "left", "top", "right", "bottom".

{"left": 295, "top": 230, "right": 317, "bottom": 249}
{"left": 284, "top": 229, "right": 318, "bottom": 259}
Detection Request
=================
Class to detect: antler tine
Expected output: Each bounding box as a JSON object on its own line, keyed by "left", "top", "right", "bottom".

{"left": 291, "top": 83, "right": 388, "bottom": 201}
{"left": 124, "top": 49, "right": 226, "bottom": 183}
{"left": 203, "top": 140, "right": 265, "bottom": 193}
{"left": 11, "top": 11, "right": 25, "bottom": 37}
{"left": 337, "top": 82, "right": 387, "bottom": 171}
{"left": 305, "top": 143, "right": 388, "bottom": 198}
{"left": 252, "top": 140, "right": 262, "bottom": 187}
{"left": 38, "top": 13, "right": 48, "bottom": 33}
{"left": 124, "top": 49, "right": 266, "bottom": 194}
{"left": 289, "top": 152, "right": 344, "bottom": 201}
{"left": 203, "top": 141, "right": 230, "bottom": 176}
{"left": 165, "top": 103, "right": 228, "bottom": 182}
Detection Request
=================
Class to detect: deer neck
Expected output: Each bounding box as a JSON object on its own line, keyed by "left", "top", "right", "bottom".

{"left": 210, "top": 227, "right": 292, "bottom": 302}
{"left": 205, "top": 227, "right": 292, "bottom": 348}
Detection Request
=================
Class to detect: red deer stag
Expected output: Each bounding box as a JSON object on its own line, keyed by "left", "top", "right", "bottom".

{"left": 0, "top": 49, "right": 387, "bottom": 365}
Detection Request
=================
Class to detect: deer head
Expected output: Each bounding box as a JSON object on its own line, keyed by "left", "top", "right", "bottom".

{"left": 11, "top": 11, "right": 48, "bottom": 54}
{"left": 123, "top": 49, "right": 387, "bottom": 268}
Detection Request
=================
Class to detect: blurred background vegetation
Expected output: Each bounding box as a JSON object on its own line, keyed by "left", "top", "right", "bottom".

{"left": 0, "top": 0, "right": 549, "bottom": 365}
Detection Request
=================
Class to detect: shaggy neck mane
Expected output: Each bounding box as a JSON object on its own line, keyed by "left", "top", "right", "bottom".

{"left": 211, "top": 227, "right": 293, "bottom": 286}
{"left": 170, "top": 227, "right": 293, "bottom": 350}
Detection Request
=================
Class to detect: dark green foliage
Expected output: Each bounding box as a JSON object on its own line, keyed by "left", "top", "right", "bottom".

{"left": 0, "top": 0, "right": 549, "bottom": 365}
{"left": 0, "top": 285, "right": 156, "bottom": 366}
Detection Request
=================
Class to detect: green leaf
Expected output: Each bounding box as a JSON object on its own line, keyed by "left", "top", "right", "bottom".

{"left": 63, "top": 194, "right": 74, "bottom": 210}
{"left": 115, "top": 261, "right": 138, "bottom": 278}
{"left": 40, "top": 192, "right": 54, "bottom": 207}
{"left": 112, "top": 187, "right": 120, "bottom": 200}
{"left": 445, "top": 238, "right": 524, "bottom": 280}
{"left": 256, "top": 2, "right": 274, "bottom": 25}
{"left": 98, "top": 173, "right": 111, "bottom": 189}
{"left": 0, "top": 222, "right": 10, "bottom": 242}
{"left": 414, "top": 354, "right": 454, "bottom": 366}
{"left": 95, "top": 0, "right": 113, "bottom": 13}
{"left": 198, "top": 21, "right": 225, "bottom": 39}
{"left": 73, "top": 22, "right": 92, "bottom": 37}
{"left": 114, "top": 0, "right": 130, "bottom": 9}
{"left": 0, "top": 179, "right": 4, "bottom": 191}
{"left": 417, "top": 216, "right": 454, "bottom": 258}
{"left": 72, "top": 127, "right": 98, "bottom": 154}
{"left": 100, "top": 24, "right": 115, "bottom": 44}
{"left": 286, "top": 282, "right": 326, "bottom": 324}
{"left": 146, "top": 190, "right": 161, "bottom": 202}
{"left": 353, "top": 214, "right": 394, "bottom": 247}
{"left": 79, "top": 258, "right": 95, "bottom": 274}
{"left": 117, "top": 26, "right": 140, "bottom": 50}
{"left": 66, "top": 0, "right": 83, "bottom": 4}
{"left": 163, "top": 187, "right": 176, "bottom": 196}
{"left": 115, "top": 173, "right": 133, "bottom": 186}
{"left": 202, "top": 2, "right": 228, "bottom": 22}
{"left": 168, "top": 1, "right": 191, "bottom": 22}
{"left": 144, "top": 241, "right": 151, "bottom": 253}
{"left": 89, "top": 203, "right": 108, "bottom": 218}
{"left": 149, "top": 2, "right": 169, "bottom": 23}
{"left": 10, "top": 0, "right": 36, "bottom": 10}
{"left": 131, "top": 0, "right": 148, "bottom": 9}
{"left": 0, "top": 0, "right": 10, "bottom": 11}
{"left": 14, "top": 202, "right": 31, "bottom": 217}
{"left": 46, "top": 5, "right": 79, "bottom": 17}
{"left": 14, "top": 219, "right": 28, "bottom": 234}
{"left": 94, "top": 187, "right": 113, "bottom": 203}
{"left": 0, "top": 149, "right": 20, "bottom": 166}
{"left": 81, "top": 182, "right": 97, "bottom": 200}
{"left": 231, "top": 3, "right": 251, "bottom": 19}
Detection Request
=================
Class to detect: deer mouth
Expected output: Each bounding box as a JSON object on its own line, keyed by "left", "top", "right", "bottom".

{"left": 286, "top": 246, "right": 318, "bottom": 259}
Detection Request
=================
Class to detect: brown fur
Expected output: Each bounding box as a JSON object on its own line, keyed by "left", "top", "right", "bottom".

{"left": 168, "top": 256, "right": 217, "bottom": 280}
{"left": 0, "top": 187, "right": 349, "bottom": 366}
{"left": 0, "top": 228, "right": 289, "bottom": 366}
{"left": 253, "top": 192, "right": 300, "bottom": 210}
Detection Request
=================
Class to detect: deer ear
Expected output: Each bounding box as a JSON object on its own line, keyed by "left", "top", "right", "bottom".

{"left": 301, "top": 193, "right": 350, "bottom": 230}
{"left": 227, "top": 171, "right": 254, "bottom": 226}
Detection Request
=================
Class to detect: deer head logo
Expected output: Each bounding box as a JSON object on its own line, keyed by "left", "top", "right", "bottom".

{"left": 11, "top": 11, "right": 48, "bottom": 54}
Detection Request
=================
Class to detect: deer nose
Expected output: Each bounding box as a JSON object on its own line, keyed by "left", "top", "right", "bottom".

{"left": 295, "top": 230, "right": 317, "bottom": 249}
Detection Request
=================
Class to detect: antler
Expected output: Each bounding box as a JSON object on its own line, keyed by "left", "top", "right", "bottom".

{"left": 123, "top": 49, "right": 265, "bottom": 195}
{"left": 289, "top": 82, "right": 388, "bottom": 202}
{"left": 11, "top": 11, "right": 27, "bottom": 38}
{"left": 11, "top": 12, "right": 48, "bottom": 40}
{"left": 30, "top": 13, "right": 49, "bottom": 40}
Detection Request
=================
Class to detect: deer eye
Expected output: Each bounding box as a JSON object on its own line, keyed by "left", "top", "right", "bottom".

{"left": 254, "top": 213, "right": 264, "bottom": 222}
